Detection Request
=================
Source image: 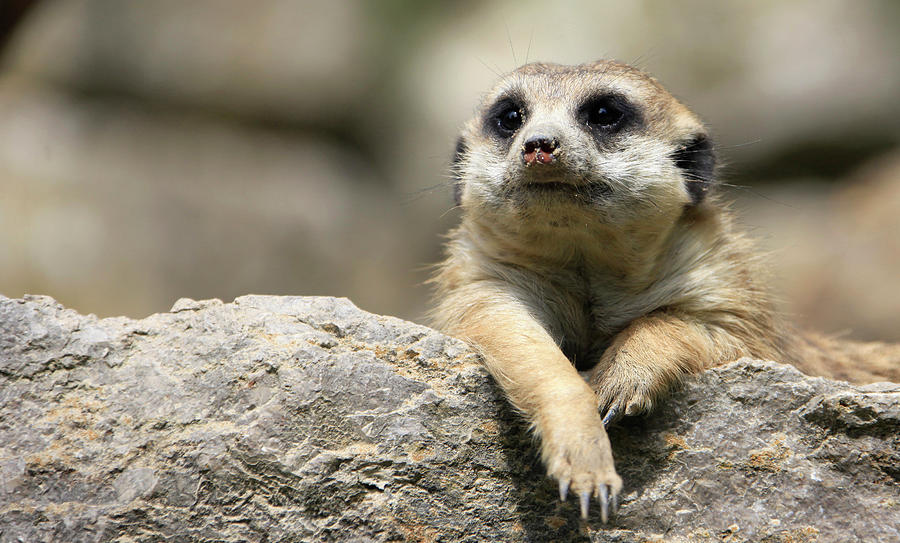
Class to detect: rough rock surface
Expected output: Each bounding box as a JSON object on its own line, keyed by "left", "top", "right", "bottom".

{"left": 1, "top": 294, "right": 898, "bottom": 542}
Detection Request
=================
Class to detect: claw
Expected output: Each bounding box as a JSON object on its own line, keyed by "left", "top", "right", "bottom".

{"left": 579, "top": 490, "right": 590, "bottom": 519}
{"left": 559, "top": 479, "right": 569, "bottom": 501}
{"left": 598, "top": 485, "right": 609, "bottom": 523}
{"left": 602, "top": 405, "right": 621, "bottom": 428}
{"left": 611, "top": 492, "right": 618, "bottom": 515}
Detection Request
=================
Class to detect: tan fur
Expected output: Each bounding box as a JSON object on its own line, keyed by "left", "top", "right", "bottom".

{"left": 429, "top": 60, "right": 899, "bottom": 518}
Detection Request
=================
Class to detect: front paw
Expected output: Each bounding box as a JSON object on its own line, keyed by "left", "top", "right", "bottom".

{"left": 541, "top": 416, "right": 623, "bottom": 522}
{"left": 590, "top": 364, "right": 660, "bottom": 427}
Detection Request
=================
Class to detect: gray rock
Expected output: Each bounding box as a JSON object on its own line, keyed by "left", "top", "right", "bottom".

{"left": 0, "top": 294, "right": 897, "bottom": 542}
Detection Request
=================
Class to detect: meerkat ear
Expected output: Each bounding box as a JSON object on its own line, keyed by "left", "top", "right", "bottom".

{"left": 451, "top": 136, "right": 467, "bottom": 206}
{"left": 672, "top": 134, "right": 716, "bottom": 205}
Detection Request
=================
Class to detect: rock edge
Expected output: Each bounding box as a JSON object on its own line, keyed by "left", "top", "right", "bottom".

{"left": 1, "top": 294, "right": 898, "bottom": 542}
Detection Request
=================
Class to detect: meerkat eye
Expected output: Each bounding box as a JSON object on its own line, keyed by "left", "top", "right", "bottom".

{"left": 494, "top": 103, "right": 525, "bottom": 136}
{"left": 485, "top": 97, "right": 527, "bottom": 139}
{"left": 581, "top": 96, "right": 630, "bottom": 131}
{"left": 586, "top": 99, "right": 623, "bottom": 127}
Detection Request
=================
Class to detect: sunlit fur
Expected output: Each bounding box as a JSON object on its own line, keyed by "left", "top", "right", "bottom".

{"left": 430, "top": 60, "right": 899, "bottom": 513}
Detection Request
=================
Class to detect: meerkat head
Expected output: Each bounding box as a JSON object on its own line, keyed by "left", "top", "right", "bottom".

{"left": 452, "top": 60, "right": 715, "bottom": 230}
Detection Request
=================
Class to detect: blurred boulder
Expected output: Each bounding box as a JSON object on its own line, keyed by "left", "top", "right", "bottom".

{"left": 0, "top": 0, "right": 898, "bottom": 335}
{"left": 0, "top": 78, "right": 420, "bottom": 319}
{"left": 736, "top": 151, "right": 900, "bottom": 342}
{"left": 5, "top": 0, "right": 377, "bottom": 124}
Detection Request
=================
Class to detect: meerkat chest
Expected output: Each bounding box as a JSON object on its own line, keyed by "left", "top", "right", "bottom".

{"left": 533, "top": 267, "right": 658, "bottom": 368}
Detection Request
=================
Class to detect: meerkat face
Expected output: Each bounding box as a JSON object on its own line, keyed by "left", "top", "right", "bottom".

{"left": 453, "top": 61, "right": 715, "bottom": 229}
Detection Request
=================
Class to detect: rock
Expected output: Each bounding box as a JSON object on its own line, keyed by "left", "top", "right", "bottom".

{"left": 0, "top": 294, "right": 897, "bottom": 542}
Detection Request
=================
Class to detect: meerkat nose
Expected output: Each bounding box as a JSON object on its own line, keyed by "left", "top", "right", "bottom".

{"left": 522, "top": 135, "right": 559, "bottom": 166}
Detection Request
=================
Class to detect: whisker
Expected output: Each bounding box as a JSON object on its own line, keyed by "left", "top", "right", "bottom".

{"left": 505, "top": 23, "right": 517, "bottom": 66}
{"left": 476, "top": 56, "right": 502, "bottom": 77}
{"left": 440, "top": 204, "right": 463, "bottom": 219}
{"left": 524, "top": 28, "right": 534, "bottom": 64}
{"left": 720, "top": 138, "right": 763, "bottom": 150}
{"left": 716, "top": 182, "right": 797, "bottom": 208}
{"left": 400, "top": 181, "right": 457, "bottom": 205}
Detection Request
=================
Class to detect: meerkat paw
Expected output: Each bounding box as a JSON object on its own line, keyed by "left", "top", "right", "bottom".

{"left": 591, "top": 365, "right": 660, "bottom": 427}
{"left": 542, "top": 418, "right": 623, "bottom": 521}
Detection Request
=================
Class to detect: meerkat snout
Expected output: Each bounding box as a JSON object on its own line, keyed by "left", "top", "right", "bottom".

{"left": 522, "top": 135, "right": 559, "bottom": 166}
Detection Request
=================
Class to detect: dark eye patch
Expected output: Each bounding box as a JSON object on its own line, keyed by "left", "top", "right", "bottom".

{"left": 672, "top": 134, "right": 716, "bottom": 205}
{"left": 578, "top": 93, "right": 637, "bottom": 133}
{"left": 485, "top": 96, "right": 527, "bottom": 139}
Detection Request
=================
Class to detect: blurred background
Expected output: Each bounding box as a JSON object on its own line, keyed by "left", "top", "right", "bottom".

{"left": 1, "top": 0, "right": 898, "bottom": 341}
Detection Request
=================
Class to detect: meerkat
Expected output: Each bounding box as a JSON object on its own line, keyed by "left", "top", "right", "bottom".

{"left": 429, "top": 60, "right": 899, "bottom": 521}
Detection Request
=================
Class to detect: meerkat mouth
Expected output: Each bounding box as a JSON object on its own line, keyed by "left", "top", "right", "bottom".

{"left": 524, "top": 181, "right": 581, "bottom": 192}
{"left": 519, "top": 180, "right": 612, "bottom": 200}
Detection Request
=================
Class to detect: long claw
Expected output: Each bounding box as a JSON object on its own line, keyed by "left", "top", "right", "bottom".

{"left": 599, "top": 485, "right": 609, "bottom": 523}
{"left": 611, "top": 492, "right": 618, "bottom": 514}
{"left": 602, "top": 405, "right": 621, "bottom": 428}
{"left": 559, "top": 479, "right": 569, "bottom": 501}
{"left": 579, "top": 490, "right": 590, "bottom": 519}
